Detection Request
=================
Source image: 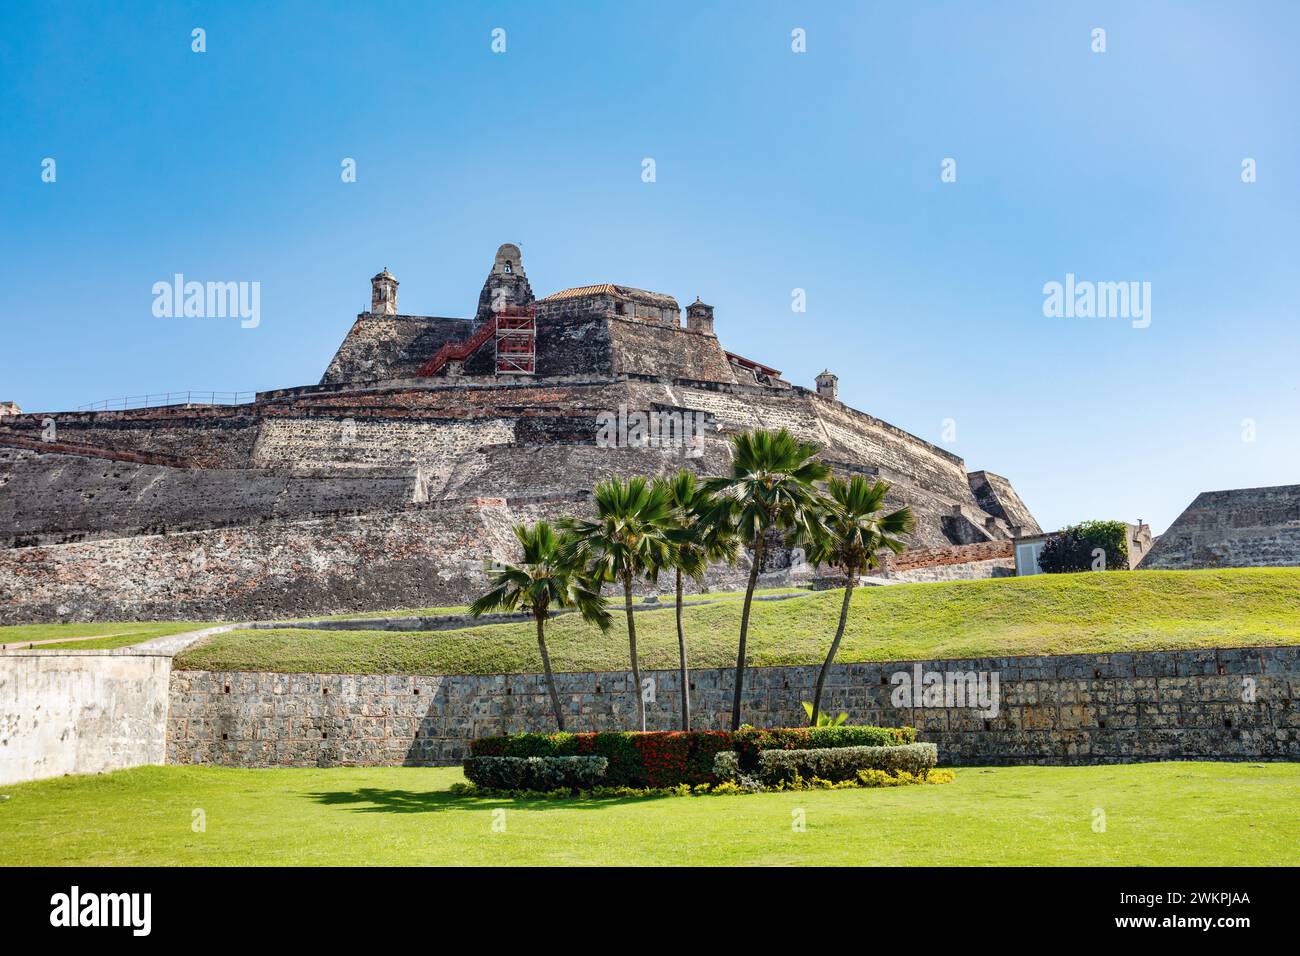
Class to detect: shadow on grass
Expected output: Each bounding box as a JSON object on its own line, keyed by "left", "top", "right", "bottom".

{"left": 305, "top": 787, "right": 675, "bottom": 813}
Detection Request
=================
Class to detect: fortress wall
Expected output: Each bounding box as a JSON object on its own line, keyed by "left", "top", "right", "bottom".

{"left": 1140, "top": 486, "right": 1300, "bottom": 570}
{"left": 607, "top": 318, "right": 738, "bottom": 384}
{"left": 529, "top": 313, "right": 614, "bottom": 378}
{"left": 0, "top": 448, "right": 416, "bottom": 547}
{"left": 0, "top": 501, "right": 543, "bottom": 624}
{"left": 166, "top": 646, "right": 1300, "bottom": 768}
{"left": 321, "top": 314, "right": 472, "bottom": 385}
{"left": 460, "top": 442, "right": 723, "bottom": 501}
{"left": 0, "top": 408, "right": 260, "bottom": 468}
{"left": 250, "top": 417, "right": 517, "bottom": 467}
{"left": 969, "top": 471, "right": 1042, "bottom": 535}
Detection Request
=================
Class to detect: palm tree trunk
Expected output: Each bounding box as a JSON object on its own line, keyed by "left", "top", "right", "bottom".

{"left": 535, "top": 613, "right": 565, "bottom": 731}
{"left": 623, "top": 571, "right": 646, "bottom": 732}
{"left": 810, "top": 572, "right": 855, "bottom": 726}
{"left": 731, "top": 533, "right": 765, "bottom": 731}
{"left": 676, "top": 567, "right": 690, "bottom": 731}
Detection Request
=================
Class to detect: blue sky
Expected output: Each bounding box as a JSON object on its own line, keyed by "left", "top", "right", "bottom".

{"left": 1, "top": 1, "right": 1297, "bottom": 534}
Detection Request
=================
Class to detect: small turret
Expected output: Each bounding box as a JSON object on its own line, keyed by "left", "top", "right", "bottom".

{"left": 815, "top": 369, "right": 838, "bottom": 401}
{"left": 371, "top": 268, "right": 398, "bottom": 315}
{"left": 686, "top": 297, "right": 715, "bottom": 335}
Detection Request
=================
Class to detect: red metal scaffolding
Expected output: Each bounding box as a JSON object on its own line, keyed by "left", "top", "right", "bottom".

{"left": 416, "top": 305, "right": 536, "bottom": 377}
{"left": 493, "top": 307, "right": 535, "bottom": 374}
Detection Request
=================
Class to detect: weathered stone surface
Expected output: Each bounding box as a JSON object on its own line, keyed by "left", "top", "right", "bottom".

{"left": 0, "top": 649, "right": 173, "bottom": 785}
{"left": 166, "top": 645, "right": 1300, "bottom": 767}
{"left": 1140, "top": 484, "right": 1300, "bottom": 569}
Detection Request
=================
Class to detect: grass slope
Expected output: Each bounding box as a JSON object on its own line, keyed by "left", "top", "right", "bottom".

{"left": 175, "top": 568, "right": 1300, "bottom": 676}
{"left": 0, "top": 762, "right": 1295, "bottom": 866}
{"left": 0, "top": 621, "right": 212, "bottom": 651}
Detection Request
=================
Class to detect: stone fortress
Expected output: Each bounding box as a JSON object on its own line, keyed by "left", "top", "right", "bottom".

{"left": 0, "top": 244, "right": 1044, "bottom": 624}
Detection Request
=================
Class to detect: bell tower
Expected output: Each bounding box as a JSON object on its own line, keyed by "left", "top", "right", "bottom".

{"left": 475, "top": 243, "right": 535, "bottom": 325}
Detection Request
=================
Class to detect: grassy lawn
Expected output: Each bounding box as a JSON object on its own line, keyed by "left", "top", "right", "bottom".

{"left": 0, "top": 762, "right": 1295, "bottom": 866}
{"left": 0, "top": 621, "right": 213, "bottom": 651}
{"left": 175, "top": 568, "right": 1300, "bottom": 675}
{"left": 297, "top": 586, "right": 807, "bottom": 621}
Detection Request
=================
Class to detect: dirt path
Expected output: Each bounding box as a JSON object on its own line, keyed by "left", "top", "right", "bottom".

{"left": 0, "top": 631, "right": 130, "bottom": 650}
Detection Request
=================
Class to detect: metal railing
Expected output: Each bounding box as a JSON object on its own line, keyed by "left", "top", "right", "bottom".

{"left": 76, "top": 391, "right": 257, "bottom": 412}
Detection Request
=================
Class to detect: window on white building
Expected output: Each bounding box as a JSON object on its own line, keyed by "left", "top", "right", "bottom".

{"left": 1016, "top": 541, "right": 1045, "bottom": 576}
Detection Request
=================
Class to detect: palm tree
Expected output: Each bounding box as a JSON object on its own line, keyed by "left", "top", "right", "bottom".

{"left": 805, "top": 475, "right": 913, "bottom": 726}
{"left": 469, "top": 521, "right": 610, "bottom": 731}
{"left": 562, "top": 476, "right": 676, "bottom": 732}
{"left": 705, "top": 428, "right": 830, "bottom": 731}
{"left": 659, "top": 470, "right": 739, "bottom": 730}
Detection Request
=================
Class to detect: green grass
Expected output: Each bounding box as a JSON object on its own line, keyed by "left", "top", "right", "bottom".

{"left": 175, "top": 568, "right": 1300, "bottom": 676}
{"left": 0, "top": 762, "right": 1295, "bottom": 866}
{"left": 0, "top": 621, "right": 213, "bottom": 651}
{"left": 299, "top": 586, "right": 806, "bottom": 621}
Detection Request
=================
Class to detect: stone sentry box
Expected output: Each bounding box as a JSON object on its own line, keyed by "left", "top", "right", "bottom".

{"left": 166, "top": 645, "right": 1300, "bottom": 768}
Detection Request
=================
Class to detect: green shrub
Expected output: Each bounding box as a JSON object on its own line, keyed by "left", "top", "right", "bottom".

{"left": 857, "top": 768, "right": 955, "bottom": 787}
{"left": 731, "top": 725, "right": 916, "bottom": 772}
{"left": 1038, "top": 520, "right": 1130, "bottom": 573}
{"left": 758, "top": 742, "right": 938, "bottom": 785}
{"left": 468, "top": 726, "right": 918, "bottom": 788}
{"left": 462, "top": 755, "right": 608, "bottom": 791}
{"left": 712, "top": 751, "right": 740, "bottom": 780}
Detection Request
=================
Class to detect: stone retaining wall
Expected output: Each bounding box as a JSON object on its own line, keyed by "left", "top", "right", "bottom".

{"left": 166, "top": 645, "right": 1299, "bottom": 768}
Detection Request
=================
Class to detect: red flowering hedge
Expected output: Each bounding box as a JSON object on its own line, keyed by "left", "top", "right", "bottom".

{"left": 470, "top": 731, "right": 732, "bottom": 787}
{"left": 469, "top": 726, "right": 916, "bottom": 788}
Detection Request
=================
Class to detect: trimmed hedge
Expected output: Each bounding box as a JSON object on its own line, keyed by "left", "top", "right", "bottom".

{"left": 731, "top": 725, "right": 916, "bottom": 772}
{"left": 462, "top": 756, "right": 608, "bottom": 791}
{"left": 470, "top": 731, "right": 733, "bottom": 788}
{"left": 469, "top": 726, "right": 917, "bottom": 789}
{"left": 757, "top": 742, "right": 938, "bottom": 785}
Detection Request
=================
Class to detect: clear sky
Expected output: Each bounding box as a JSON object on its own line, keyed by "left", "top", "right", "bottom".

{"left": 1, "top": 1, "right": 1297, "bottom": 534}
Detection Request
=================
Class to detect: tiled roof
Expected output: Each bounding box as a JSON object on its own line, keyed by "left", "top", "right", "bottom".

{"left": 538, "top": 284, "right": 678, "bottom": 307}
{"left": 725, "top": 351, "right": 782, "bottom": 377}
{"left": 539, "top": 284, "right": 620, "bottom": 301}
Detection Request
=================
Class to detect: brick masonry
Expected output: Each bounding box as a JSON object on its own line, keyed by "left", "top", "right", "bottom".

{"left": 166, "top": 645, "right": 1300, "bottom": 768}
{"left": 881, "top": 540, "right": 1014, "bottom": 573}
